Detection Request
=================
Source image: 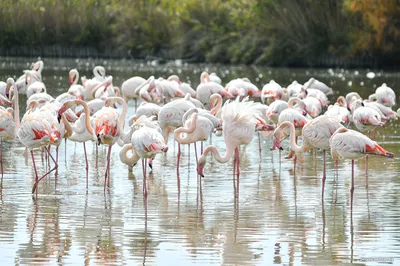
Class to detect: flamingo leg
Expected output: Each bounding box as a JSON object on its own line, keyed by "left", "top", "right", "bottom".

{"left": 187, "top": 144, "right": 190, "bottom": 168}
{"left": 201, "top": 141, "right": 203, "bottom": 155}
{"left": 83, "top": 142, "right": 89, "bottom": 188}
{"left": 0, "top": 139, "right": 3, "bottom": 180}
{"left": 142, "top": 159, "right": 147, "bottom": 197}
{"left": 177, "top": 143, "right": 181, "bottom": 176}
{"left": 322, "top": 149, "right": 326, "bottom": 199}
{"left": 31, "top": 151, "right": 39, "bottom": 197}
{"left": 365, "top": 155, "right": 368, "bottom": 188}
{"left": 64, "top": 138, "right": 67, "bottom": 161}
{"left": 194, "top": 142, "right": 199, "bottom": 170}
{"left": 233, "top": 150, "right": 237, "bottom": 195}
{"left": 258, "top": 132, "right": 262, "bottom": 154}
{"left": 104, "top": 145, "right": 112, "bottom": 190}
{"left": 235, "top": 147, "right": 240, "bottom": 197}
{"left": 32, "top": 147, "right": 58, "bottom": 194}
{"left": 134, "top": 98, "right": 138, "bottom": 110}
{"left": 351, "top": 160, "right": 355, "bottom": 193}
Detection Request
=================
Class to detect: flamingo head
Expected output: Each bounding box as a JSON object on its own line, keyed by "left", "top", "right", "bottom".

{"left": 197, "top": 161, "right": 205, "bottom": 177}
{"left": 271, "top": 128, "right": 284, "bottom": 151}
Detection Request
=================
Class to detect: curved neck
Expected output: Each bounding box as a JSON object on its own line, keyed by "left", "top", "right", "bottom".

{"left": 278, "top": 121, "right": 304, "bottom": 153}
{"left": 72, "top": 70, "right": 79, "bottom": 85}
{"left": 61, "top": 114, "right": 72, "bottom": 138}
{"left": 174, "top": 114, "right": 198, "bottom": 144}
{"left": 12, "top": 85, "right": 20, "bottom": 134}
{"left": 93, "top": 66, "right": 105, "bottom": 78}
{"left": 288, "top": 97, "right": 303, "bottom": 108}
{"left": 82, "top": 102, "right": 94, "bottom": 135}
{"left": 200, "top": 72, "right": 210, "bottom": 83}
{"left": 202, "top": 144, "right": 235, "bottom": 164}
{"left": 209, "top": 94, "right": 222, "bottom": 115}
{"left": 120, "top": 144, "right": 140, "bottom": 165}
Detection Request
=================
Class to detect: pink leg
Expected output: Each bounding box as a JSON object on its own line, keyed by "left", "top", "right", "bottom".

{"left": 188, "top": 144, "right": 190, "bottom": 168}
{"left": 31, "top": 151, "right": 39, "bottom": 197}
{"left": 64, "top": 138, "right": 67, "bottom": 160}
{"left": 142, "top": 159, "right": 147, "bottom": 197}
{"left": 104, "top": 145, "right": 112, "bottom": 191}
{"left": 177, "top": 143, "right": 181, "bottom": 176}
{"left": 194, "top": 142, "right": 199, "bottom": 169}
{"left": 351, "top": 160, "right": 355, "bottom": 193}
{"left": 322, "top": 150, "right": 326, "bottom": 199}
{"left": 32, "top": 147, "right": 58, "bottom": 194}
{"left": 83, "top": 142, "right": 89, "bottom": 188}
{"left": 235, "top": 147, "right": 240, "bottom": 197}
{"left": 0, "top": 139, "right": 3, "bottom": 179}
{"left": 258, "top": 132, "right": 262, "bottom": 154}
{"left": 365, "top": 155, "right": 368, "bottom": 188}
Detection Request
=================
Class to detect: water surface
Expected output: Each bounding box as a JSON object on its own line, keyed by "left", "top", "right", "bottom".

{"left": 0, "top": 57, "right": 399, "bottom": 265}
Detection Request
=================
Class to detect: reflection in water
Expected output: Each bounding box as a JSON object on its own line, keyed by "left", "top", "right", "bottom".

{"left": 0, "top": 60, "right": 399, "bottom": 264}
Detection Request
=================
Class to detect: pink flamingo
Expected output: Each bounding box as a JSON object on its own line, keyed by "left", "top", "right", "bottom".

{"left": 196, "top": 72, "right": 233, "bottom": 108}
{"left": 273, "top": 116, "right": 344, "bottom": 196}
{"left": 0, "top": 78, "right": 19, "bottom": 178}
{"left": 324, "top": 96, "right": 351, "bottom": 127}
{"left": 121, "top": 76, "right": 146, "bottom": 109}
{"left": 329, "top": 127, "right": 394, "bottom": 198}
{"left": 197, "top": 97, "right": 269, "bottom": 197}
{"left": 68, "top": 69, "right": 86, "bottom": 100}
{"left": 130, "top": 116, "right": 168, "bottom": 196}
{"left": 58, "top": 99, "right": 96, "bottom": 185}
{"left": 92, "top": 97, "right": 128, "bottom": 189}
{"left": 368, "top": 83, "right": 396, "bottom": 107}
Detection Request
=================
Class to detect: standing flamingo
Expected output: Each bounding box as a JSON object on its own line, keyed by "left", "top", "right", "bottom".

{"left": 196, "top": 72, "right": 233, "bottom": 108}
{"left": 81, "top": 66, "right": 106, "bottom": 100}
{"left": 329, "top": 127, "right": 394, "bottom": 197}
{"left": 0, "top": 78, "right": 20, "bottom": 178}
{"left": 58, "top": 99, "right": 96, "bottom": 185}
{"left": 121, "top": 76, "right": 146, "bottom": 109}
{"left": 130, "top": 116, "right": 168, "bottom": 196}
{"left": 68, "top": 69, "right": 86, "bottom": 100}
{"left": 174, "top": 108, "right": 215, "bottom": 174}
{"left": 368, "top": 83, "right": 396, "bottom": 107}
{"left": 273, "top": 116, "right": 344, "bottom": 196}
{"left": 197, "top": 97, "right": 268, "bottom": 197}
{"left": 92, "top": 96, "right": 128, "bottom": 189}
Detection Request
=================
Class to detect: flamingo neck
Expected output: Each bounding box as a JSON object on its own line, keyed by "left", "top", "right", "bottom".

{"left": 279, "top": 121, "right": 304, "bottom": 153}
{"left": 13, "top": 87, "right": 20, "bottom": 135}
{"left": 73, "top": 71, "right": 79, "bottom": 85}
{"left": 201, "top": 143, "right": 235, "bottom": 164}
{"left": 61, "top": 115, "right": 72, "bottom": 138}
{"left": 174, "top": 114, "right": 198, "bottom": 144}
{"left": 120, "top": 144, "right": 140, "bottom": 166}
{"left": 209, "top": 94, "right": 222, "bottom": 115}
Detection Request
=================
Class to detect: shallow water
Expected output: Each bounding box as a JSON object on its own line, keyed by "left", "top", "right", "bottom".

{"left": 0, "top": 57, "right": 400, "bottom": 265}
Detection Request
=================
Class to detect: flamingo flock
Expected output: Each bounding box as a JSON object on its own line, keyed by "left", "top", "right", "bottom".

{"left": 0, "top": 61, "right": 396, "bottom": 201}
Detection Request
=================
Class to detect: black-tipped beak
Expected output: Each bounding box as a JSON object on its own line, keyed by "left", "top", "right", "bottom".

{"left": 279, "top": 147, "right": 283, "bottom": 151}
{"left": 97, "top": 134, "right": 101, "bottom": 146}
{"left": 57, "top": 114, "right": 62, "bottom": 123}
{"left": 200, "top": 173, "right": 204, "bottom": 178}
{"left": 149, "top": 163, "right": 153, "bottom": 169}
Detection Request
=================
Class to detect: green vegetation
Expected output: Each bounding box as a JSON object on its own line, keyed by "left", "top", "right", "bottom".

{"left": 0, "top": 0, "right": 398, "bottom": 67}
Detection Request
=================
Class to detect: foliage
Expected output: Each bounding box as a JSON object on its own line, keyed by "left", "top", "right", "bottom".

{"left": 0, "top": 0, "right": 398, "bottom": 66}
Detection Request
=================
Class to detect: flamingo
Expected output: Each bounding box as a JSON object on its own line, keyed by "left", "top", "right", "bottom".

{"left": 196, "top": 72, "right": 233, "bottom": 108}
{"left": 329, "top": 127, "right": 394, "bottom": 195}
{"left": 25, "top": 71, "right": 47, "bottom": 98}
{"left": 209, "top": 72, "right": 222, "bottom": 84}
{"left": 225, "top": 78, "right": 261, "bottom": 99}
{"left": 368, "top": 83, "right": 396, "bottom": 107}
{"left": 92, "top": 96, "right": 128, "bottom": 189}
{"left": 266, "top": 99, "right": 288, "bottom": 124}
{"left": 197, "top": 97, "right": 269, "bottom": 197}
{"left": 129, "top": 116, "right": 168, "bottom": 196}
{"left": 324, "top": 96, "right": 352, "bottom": 127}
{"left": 68, "top": 69, "right": 86, "bottom": 100}
{"left": 168, "top": 75, "right": 197, "bottom": 98}
{"left": 0, "top": 78, "right": 20, "bottom": 178}
{"left": 261, "top": 80, "right": 286, "bottom": 104}
{"left": 119, "top": 143, "right": 141, "bottom": 172}
{"left": 58, "top": 99, "right": 96, "bottom": 184}
{"left": 351, "top": 100, "right": 384, "bottom": 135}
{"left": 81, "top": 66, "right": 106, "bottom": 100}
{"left": 174, "top": 108, "right": 215, "bottom": 174}
{"left": 303, "top": 77, "right": 333, "bottom": 95}
{"left": 286, "top": 81, "right": 303, "bottom": 98}
{"left": 345, "top": 92, "right": 362, "bottom": 110}
{"left": 15, "top": 60, "right": 44, "bottom": 94}
{"left": 18, "top": 99, "right": 58, "bottom": 196}
{"left": 273, "top": 116, "right": 344, "bottom": 196}
{"left": 303, "top": 96, "right": 323, "bottom": 118}
{"left": 300, "top": 87, "right": 329, "bottom": 109}
{"left": 121, "top": 76, "right": 146, "bottom": 108}
{"left": 128, "top": 102, "right": 161, "bottom": 126}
